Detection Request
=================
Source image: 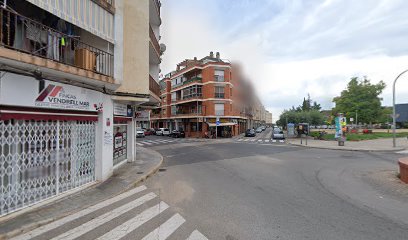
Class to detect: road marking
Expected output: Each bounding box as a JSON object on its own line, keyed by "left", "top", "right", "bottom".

{"left": 51, "top": 193, "right": 157, "bottom": 240}
{"left": 237, "top": 139, "right": 243, "bottom": 141}
{"left": 272, "top": 140, "right": 277, "bottom": 143}
{"left": 140, "top": 141, "right": 153, "bottom": 145}
{"left": 97, "top": 202, "right": 169, "bottom": 240}
{"left": 396, "top": 150, "right": 408, "bottom": 154}
{"left": 264, "top": 140, "right": 270, "bottom": 143}
{"left": 136, "top": 143, "right": 144, "bottom": 146}
{"left": 244, "top": 139, "right": 250, "bottom": 142}
{"left": 250, "top": 139, "right": 256, "bottom": 142}
{"left": 141, "top": 213, "right": 185, "bottom": 240}
{"left": 186, "top": 230, "right": 209, "bottom": 240}
{"left": 279, "top": 140, "right": 285, "bottom": 143}
{"left": 258, "top": 139, "right": 263, "bottom": 142}
{"left": 11, "top": 186, "right": 148, "bottom": 240}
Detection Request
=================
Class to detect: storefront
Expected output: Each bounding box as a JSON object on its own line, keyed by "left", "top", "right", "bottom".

{"left": 113, "top": 103, "right": 133, "bottom": 166}
{"left": 0, "top": 72, "right": 103, "bottom": 216}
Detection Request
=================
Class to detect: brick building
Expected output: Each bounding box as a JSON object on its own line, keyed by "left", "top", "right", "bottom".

{"left": 150, "top": 52, "right": 266, "bottom": 137}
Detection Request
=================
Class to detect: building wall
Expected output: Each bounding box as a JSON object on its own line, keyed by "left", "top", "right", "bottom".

{"left": 115, "top": 0, "right": 149, "bottom": 95}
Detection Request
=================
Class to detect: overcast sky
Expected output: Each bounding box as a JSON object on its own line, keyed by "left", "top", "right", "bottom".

{"left": 160, "top": 0, "right": 408, "bottom": 121}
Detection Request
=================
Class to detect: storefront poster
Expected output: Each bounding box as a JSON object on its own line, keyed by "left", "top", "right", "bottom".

{"left": 135, "top": 111, "right": 150, "bottom": 121}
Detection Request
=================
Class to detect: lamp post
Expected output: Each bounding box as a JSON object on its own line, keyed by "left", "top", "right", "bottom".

{"left": 392, "top": 69, "right": 408, "bottom": 147}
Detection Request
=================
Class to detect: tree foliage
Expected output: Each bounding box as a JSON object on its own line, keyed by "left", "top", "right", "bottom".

{"left": 277, "top": 95, "right": 324, "bottom": 126}
{"left": 332, "top": 77, "right": 386, "bottom": 124}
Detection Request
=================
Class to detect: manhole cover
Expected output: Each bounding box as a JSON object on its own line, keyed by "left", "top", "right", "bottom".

{"left": 158, "top": 169, "right": 167, "bottom": 172}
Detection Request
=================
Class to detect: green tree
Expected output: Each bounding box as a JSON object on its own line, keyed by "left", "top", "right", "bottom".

{"left": 332, "top": 77, "right": 386, "bottom": 124}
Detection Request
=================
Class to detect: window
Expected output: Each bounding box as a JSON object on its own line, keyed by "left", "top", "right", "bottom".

{"left": 191, "top": 122, "right": 202, "bottom": 132}
{"left": 215, "top": 86, "right": 225, "bottom": 98}
{"left": 214, "top": 70, "right": 225, "bottom": 82}
{"left": 183, "top": 85, "right": 202, "bottom": 99}
{"left": 171, "top": 106, "right": 176, "bottom": 115}
{"left": 215, "top": 103, "right": 224, "bottom": 116}
{"left": 171, "top": 92, "right": 177, "bottom": 102}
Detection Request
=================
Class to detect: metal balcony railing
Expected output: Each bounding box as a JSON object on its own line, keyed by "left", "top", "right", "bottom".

{"left": 214, "top": 75, "right": 224, "bottom": 82}
{"left": 0, "top": 8, "right": 114, "bottom": 77}
{"left": 183, "top": 77, "right": 202, "bottom": 86}
{"left": 149, "top": 75, "right": 161, "bottom": 97}
{"left": 214, "top": 93, "right": 225, "bottom": 98}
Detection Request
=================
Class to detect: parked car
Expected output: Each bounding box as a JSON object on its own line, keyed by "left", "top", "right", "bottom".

{"left": 272, "top": 128, "right": 285, "bottom": 140}
{"left": 136, "top": 128, "right": 145, "bottom": 138}
{"left": 170, "top": 129, "right": 185, "bottom": 138}
{"left": 144, "top": 128, "right": 155, "bottom": 136}
{"left": 256, "top": 127, "right": 263, "bottom": 133}
{"left": 245, "top": 129, "right": 256, "bottom": 137}
{"left": 156, "top": 128, "right": 170, "bottom": 136}
{"left": 261, "top": 126, "right": 266, "bottom": 131}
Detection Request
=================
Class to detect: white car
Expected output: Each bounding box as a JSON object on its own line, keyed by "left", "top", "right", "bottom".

{"left": 136, "top": 128, "right": 145, "bottom": 138}
{"left": 156, "top": 128, "right": 170, "bottom": 136}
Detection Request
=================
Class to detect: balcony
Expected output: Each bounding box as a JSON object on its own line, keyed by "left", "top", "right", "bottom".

{"left": 149, "top": 25, "right": 160, "bottom": 57}
{"left": 150, "top": 113, "right": 162, "bottom": 119}
{"left": 149, "top": 75, "right": 161, "bottom": 97}
{"left": 172, "top": 96, "right": 203, "bottom": 105}
{"left": 92, "top": 0, "right": 115, "bottom": 14}
{"left": 183, "top": 77, "right": 202, "bottom": 85}
{"left": 214, "top": 75, "right": 225, "bottom": 82}
{"left": 0, "top": 8, "right": 114, "bottom": 78}
{"left": 215, "top": 93, "right": 225, "bottom": 98}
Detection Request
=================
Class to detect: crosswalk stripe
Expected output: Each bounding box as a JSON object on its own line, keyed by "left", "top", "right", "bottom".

{"left": 144, "top": 140, "right": 158, "bottom": 144}
{"left": 11, "top": 186, "right": 148, "bottom": 240}
{"left": 97, "top": 201, "right": 169, "bottom": 240}
{"left": 279, "top": 140, "right": 285, "bottom": 143}
{"left": 136, "top": 143, "right": 144, "bottom": 146}
{"left": 258, "top": 139, "right": 263, "bottom": 142}
{"left": 187, "top": 230, "right": 209, "bottom": 240}
{"left": 237, "top": 139, "right": 243, "bottom": 141}
{"left": 272, "top": 140, "right": 277, "bottom": 143}
{"left": 140, "top": 141, "right": 153, "bottom": 145}
{"left": 250, "top": 139, "right": 256, "bottom": 142}
{"left": 51, "top": 192, "right": 157, "bottom": 240}
{"left": 264, "top": 140, "right": 270, "bottom": 143}
{"left": 244, "top": 139, "right": 250, "bottom": 142}
{"left": 141, "top": 213, "right": 186, "bottom": 240}
{"left": 396, "top": 150, "right": 408, "bottom": 154}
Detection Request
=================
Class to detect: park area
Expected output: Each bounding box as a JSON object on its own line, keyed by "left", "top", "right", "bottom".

{"left": 310, "top": 129, "right": 408, "bottom": 141}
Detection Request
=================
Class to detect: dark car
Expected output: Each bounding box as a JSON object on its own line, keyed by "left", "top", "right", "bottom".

{"left": 170, "top": 129, "right": 185, "bottom": 138}
{"left": 245, "top": 129, "right": 256, "bottom": 137}
{"left": 144, "top": 128, "right": 155, "bottom": 136}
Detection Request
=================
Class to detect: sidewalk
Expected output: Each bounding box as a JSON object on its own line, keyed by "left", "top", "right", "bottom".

{"left": 0, "top": 147, "right": 163, "bottom": 239}
{"left": 288, "top": 137, "right": 408, "bottom": 152}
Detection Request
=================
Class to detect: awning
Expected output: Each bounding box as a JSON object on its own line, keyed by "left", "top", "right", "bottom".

{"left": 207, "top": 122, "right": 237, "bottom": 127}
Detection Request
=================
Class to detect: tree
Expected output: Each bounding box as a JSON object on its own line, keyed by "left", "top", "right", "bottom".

{"left": 332, "top": 77, "right": 386, "bottom": 124}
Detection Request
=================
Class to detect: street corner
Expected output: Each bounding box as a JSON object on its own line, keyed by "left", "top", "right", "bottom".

{"left": 360, "top": 169, "right": 408, "bottom": 200}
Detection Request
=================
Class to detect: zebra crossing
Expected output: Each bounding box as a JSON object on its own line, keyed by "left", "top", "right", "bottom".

{"left": 236, "top": 138, "right": 286, "bottom": 144}
{"left": 136, "top": 138, "right": 204, "bottom": 147}
{"left": 11, "top": 185, "right": 208, "bottom": 240}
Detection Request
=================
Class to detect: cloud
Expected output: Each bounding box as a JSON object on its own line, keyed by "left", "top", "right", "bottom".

{"left": 160, "top": 0, "right": 408, "bottom": 121}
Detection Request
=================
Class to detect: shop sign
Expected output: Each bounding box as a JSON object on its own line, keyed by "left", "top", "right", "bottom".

{"left": 0, "top": 73, "right": 103, "bottom": 112}
{"left": 135, "top": 110, "right": 150, "bottom": 121}
{"left": 114, "top": 103, "right": 133, "bottom": 117}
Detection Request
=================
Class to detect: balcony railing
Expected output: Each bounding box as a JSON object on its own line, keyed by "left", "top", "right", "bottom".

{"left": 183, "top": 77, "right": 202, "bottom": 86}
{"left": 149, "top": 75, "right": 161, "bottom": 97}
{"left": 214, "top": 75, "right": 225, "bottom": 82}
{"left": 149, "top": 25, "right": 160, "bottom": 55}
{"left": 0, "top": 8, "right": 114, "bottom": 77}
{"left": 214, "top": 93, "right": 225, "bottom": 98}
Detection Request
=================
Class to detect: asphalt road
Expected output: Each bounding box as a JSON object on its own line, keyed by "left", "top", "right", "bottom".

{"left": 145, "top": 128, "right": 408, "bottom": 240}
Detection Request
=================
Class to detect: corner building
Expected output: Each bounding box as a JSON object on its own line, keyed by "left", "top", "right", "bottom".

{"left": 151, "top": 52, "right": 249, "bottom": 138}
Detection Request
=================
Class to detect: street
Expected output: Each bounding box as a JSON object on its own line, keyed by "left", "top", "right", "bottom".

{"left": 141, "top": 129, "right": 408, "bottom": 239}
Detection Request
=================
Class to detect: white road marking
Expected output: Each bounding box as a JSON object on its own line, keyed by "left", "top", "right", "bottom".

{"left": 97, "top": 202, "right": 169, "bottom": 240}
{"left": 186, "top": 230, "right": 209, "bottom": 240}
{"left": 279, "top": 140, "right": 285, "bottom": 143}
{"left": 141, "top": 213, "right": 186, "bottom": 240}
{"left": 11, "top": 186, "right": 148, "bottom": 240}
{"left": 396, "top": 150, "right": 408, "bottom": 154}
{"left": 136, "top": 143, "right": 144, "bottom": 146}
{"left": 264, "top": 140, "right": 270, "bottom": 143}
{"left": 250, "top": 139, "right": 256, "bottom": 142}
{"left": 258, "top": 139, "right": 263, "bottom": 142}
{"left": 244, "top": 139, "right": 250, "bottom": 142}
{"left": 51, "top": 193, "right": 157, "bottom": 240}
{"left": 237, "top": 139, "right": 243, "bottom": 141}
{"left": 272, "top": 140, "right": 277, "bottom": 143}
{"left": 140, "top": 141, "right": 153, "bottom": 145}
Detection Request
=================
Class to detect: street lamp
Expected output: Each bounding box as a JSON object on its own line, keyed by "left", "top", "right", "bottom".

{"left": 392, "top": 69, "right": 408, "bottom": 147}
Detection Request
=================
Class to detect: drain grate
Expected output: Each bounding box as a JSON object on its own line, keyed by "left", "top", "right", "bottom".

{"left": 137, "top": 171, "right": 144, "bottom": 174}
{"left": 158, "top": 168, "right": 167, "bottom": 172}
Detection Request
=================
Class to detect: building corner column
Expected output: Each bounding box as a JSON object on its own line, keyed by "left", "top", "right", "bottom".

{"left": 95, "top": 95, "right": 114, "bottom": 181}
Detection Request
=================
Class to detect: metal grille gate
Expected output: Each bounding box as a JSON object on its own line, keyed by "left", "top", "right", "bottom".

{"left": 0, "top": 120, "right": 96, "bottom": 216}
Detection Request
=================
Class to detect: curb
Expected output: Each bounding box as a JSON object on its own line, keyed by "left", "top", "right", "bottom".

{"left": 287, "top": 142, "right": 405, "bottom": 152}
{"left": 0, "top": 148, "right": 164, "bottom": 240}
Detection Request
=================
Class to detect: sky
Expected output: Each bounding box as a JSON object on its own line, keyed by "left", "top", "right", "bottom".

{"left": 160, "top": 0, "right": 408, "bottom": 122}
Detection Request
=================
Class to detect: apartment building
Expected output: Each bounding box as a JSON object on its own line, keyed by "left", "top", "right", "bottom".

{"left": 265, "top": 110, "right": 273, "bottom": 125}
{"left": 0, "top": 0, "right": 163, "bottom": 216}
{"left": 151, "top": 52, "right": 266, "bottom": 138}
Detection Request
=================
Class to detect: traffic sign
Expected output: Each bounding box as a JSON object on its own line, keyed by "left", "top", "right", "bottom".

{"left": 216, "top": 121, "right": 220, "bottom": 126}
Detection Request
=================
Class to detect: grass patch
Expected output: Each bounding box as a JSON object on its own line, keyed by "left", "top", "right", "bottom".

{"left": 311, "top": 132, "right": 408, "bottom": 141}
